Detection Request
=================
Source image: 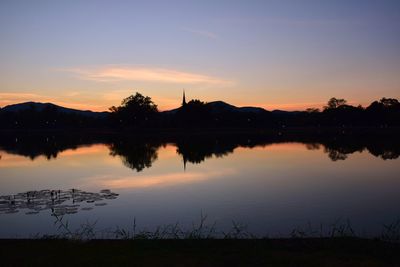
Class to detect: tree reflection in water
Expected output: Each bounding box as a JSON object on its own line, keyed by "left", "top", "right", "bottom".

{"left": 108, "top": 140, "right": 159, "bottom": 172}
{"left": 0, "top": 131, "right": 399, "bottom": 172}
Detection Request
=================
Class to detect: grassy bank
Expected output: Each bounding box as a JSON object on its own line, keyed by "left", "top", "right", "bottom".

{"left": 1, "top": 238, "right": 400, "bottom": 266}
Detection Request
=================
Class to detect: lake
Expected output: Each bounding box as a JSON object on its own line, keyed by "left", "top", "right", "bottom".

{"left": 0, "top": 130, "right": 399, "bottom": 238}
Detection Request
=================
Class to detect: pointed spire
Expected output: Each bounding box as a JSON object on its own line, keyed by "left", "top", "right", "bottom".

{"left": 182, "top": 89, "right": 186, "bottom": 106}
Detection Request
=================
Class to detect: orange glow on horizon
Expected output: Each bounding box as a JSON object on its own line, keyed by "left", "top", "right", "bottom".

{"left": 0, "top": 92, "right": 379, "bottom": 112}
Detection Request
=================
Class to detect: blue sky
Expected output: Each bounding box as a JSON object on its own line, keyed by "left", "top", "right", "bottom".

{"left": 1, "top": 0, "right": 399, "bottom": 110}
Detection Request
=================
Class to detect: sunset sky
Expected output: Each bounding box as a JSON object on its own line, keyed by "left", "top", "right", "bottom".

{"left": 0, "top": 0, "right": 399, "bottom": 111}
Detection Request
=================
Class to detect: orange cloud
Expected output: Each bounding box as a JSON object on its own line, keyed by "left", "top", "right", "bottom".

{"left": 89, "top": 169, "right": 235, "bottom": 189}
{"left": 62, "top": 65, "right": 234, "bottom": 86}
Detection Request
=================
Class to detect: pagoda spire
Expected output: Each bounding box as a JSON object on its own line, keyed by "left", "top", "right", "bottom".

{"left": 182, "top": 89, "right": 187, "bottom": 106}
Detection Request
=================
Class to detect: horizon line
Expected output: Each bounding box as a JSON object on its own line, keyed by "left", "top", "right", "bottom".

{"left": 0, "top": 97, "right": 390, "bottom": 113}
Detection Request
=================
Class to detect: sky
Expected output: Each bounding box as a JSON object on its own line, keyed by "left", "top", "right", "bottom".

{"left": 0, "top": 0, "right": 399, "bottom": 111}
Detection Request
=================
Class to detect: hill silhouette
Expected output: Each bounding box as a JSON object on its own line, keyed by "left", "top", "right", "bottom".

{"left": 156, "top": 101, "right": 267, "bottom": 115}
{"left": 0, "top": 94, "right": 399, "bottom": 129}
{"left": 0, "top": 101, "right": 108, "bottom": 129}
{"left": 2, "top": 102, "right": 108, "bottom": 118}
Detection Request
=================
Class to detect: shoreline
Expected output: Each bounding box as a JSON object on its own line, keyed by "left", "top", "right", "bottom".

{"left": 1, "top": 126, "right": 400, "bottom": 135}
{"left": 1, "top": 238, "right": 399, "bottom": 266}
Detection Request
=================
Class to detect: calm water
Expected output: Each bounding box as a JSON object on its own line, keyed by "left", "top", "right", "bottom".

{"left": 0, "top": 132, "right": 399, "bottom": 238}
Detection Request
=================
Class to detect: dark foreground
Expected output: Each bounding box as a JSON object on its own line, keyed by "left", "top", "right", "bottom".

{"left": 1, "top": 238, "right": 400, "bottom": 267}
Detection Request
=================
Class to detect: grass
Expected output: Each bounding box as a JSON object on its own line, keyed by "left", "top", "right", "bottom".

{"left": 1, "top": 215, "right": 400, "bottom": 266}
{"left": 49, "top": 213, "right": 400, "bottom": 242}
{"left": 51, "top": 213, "right": 256, "bottom": 240}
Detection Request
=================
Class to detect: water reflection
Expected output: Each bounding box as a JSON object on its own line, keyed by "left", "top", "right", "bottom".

{"left": 321, "top": 137, "right": 400, "bottom": 161}
{"left": 108, "top": 140, "right": 160, "bottom": 172}
{"left": 176, "top": 138, "right": 235, "bottom": 169}
{"left": 0, "top": 131, "right": 399, "bottom": 237}
{"left": 0, "top": 132, "right": 399, "bottom": 172}
{"left": 0, "top": 189, "right": 118, "bottom": 216}
{"left": 0, "top": 134, "right": 108, "bottom": 160}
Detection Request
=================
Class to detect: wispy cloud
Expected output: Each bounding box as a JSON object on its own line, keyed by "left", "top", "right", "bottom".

{"left": 217, "top": 17, "right": 362, "bottom": 27}
{"left": 62, "top": 65, "right": 233, "bottom": 86}
{"left": 100, "top": 89, "right": 134, "bottom": 102}
{"left": 263, "top": 18, "right": 363, "bottom": 27}
{"left": 88, "top": 169, "right": 235, "bottom": 189}
{"left": 0, "top": 92, "right": 43, "bottom": 101}
{"left": 181, "top": 27, "right": 219, "bottom": 39}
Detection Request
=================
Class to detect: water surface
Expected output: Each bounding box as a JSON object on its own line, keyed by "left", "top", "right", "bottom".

{"left": 0, "top": 132, "right": 399, "bottom": 238}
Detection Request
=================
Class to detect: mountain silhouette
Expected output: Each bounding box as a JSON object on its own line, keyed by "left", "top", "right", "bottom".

{"left": 162, "top": 101, "right": 268, "bottom": 115}
{"left": 0, "top": 100, "right": 307, "bottom": 117}
{"left": 206, "top": 101, "right": 268, "bottom": 113}
{"left": 1, "top": 102, "right": 109, "bottom": 119}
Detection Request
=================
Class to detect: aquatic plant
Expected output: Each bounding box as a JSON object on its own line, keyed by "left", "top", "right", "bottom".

{"left": 0, "top": 189, "right": 118, "bottom": 216}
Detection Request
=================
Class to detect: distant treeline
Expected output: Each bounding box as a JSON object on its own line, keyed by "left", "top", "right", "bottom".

{"left": 0, "top": 93, "right": 399, "bottom": 129}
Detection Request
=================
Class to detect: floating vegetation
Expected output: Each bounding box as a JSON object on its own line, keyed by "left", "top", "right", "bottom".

{"left": 25, "top": 211, "right": 39, "bottom": 215}
{"left": 4, "top": 209, "right": 19, "bottom": 214}
{"left": 0, "top": 189, "right": 119, "bottom": 216}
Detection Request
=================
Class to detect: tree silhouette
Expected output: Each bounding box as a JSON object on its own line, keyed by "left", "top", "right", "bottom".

{"left": 325, "top": 148, "right": 348, "bottom": 161}
{"left": 380, "top": 98, "right": 399, "bottom": 108}
{"left": 324, "top": 97, "right": 347, "bottom": 110}
{"left": 176, "top": 99, "right": 212, "bottom": 127}
{"left": 306, "top": 108, "right": 320, "bottom": 113}
{"left": 109, "top": 92, "right": 158, "bottom": 127}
